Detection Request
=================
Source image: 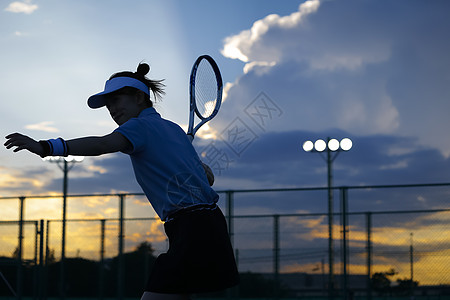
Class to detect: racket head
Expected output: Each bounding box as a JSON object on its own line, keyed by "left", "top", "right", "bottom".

{"left": 187, "top": 55, "right": 223, "bottom": 139}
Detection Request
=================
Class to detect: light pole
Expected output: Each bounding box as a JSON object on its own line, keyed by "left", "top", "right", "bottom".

{"left": 303, "top": 137, "right": 352, "bottom": 298}
{"left": 43, "top": 155, "right": 84, "bottom": 299}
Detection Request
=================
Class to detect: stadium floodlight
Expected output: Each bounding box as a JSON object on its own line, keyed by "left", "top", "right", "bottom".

{"left": 302, "top": 138, "right": 353, "bottom": 153}
{"left": 42, "top": 155, "right": 85, "bottom": 162}
{"left": 301, "top": 137, "right": 353, "bottom": 294}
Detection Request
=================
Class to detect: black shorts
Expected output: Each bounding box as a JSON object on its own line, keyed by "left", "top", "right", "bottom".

{"left": 146, "top": 205, "right": 240, "bottom": 294}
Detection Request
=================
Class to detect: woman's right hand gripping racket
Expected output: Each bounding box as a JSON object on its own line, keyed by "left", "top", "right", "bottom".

{"left": 187, "top": 55, "right": 223, "bottom": 142}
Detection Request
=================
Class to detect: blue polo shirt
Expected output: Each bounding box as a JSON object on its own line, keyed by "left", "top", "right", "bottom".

{"left": 114, "top": 107, "right": 219, "bottom": 221}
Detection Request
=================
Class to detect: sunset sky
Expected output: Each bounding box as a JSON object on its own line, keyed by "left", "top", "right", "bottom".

{"left": 1, "top": 0, "right": 450, "bottom": 285}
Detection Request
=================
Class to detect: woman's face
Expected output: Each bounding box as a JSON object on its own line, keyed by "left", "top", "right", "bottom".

{"left": 105, "top": 91, "right": 143, "bottom": 125}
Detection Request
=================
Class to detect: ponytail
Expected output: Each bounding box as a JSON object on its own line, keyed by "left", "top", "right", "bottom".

{"left": 134, "top": 63, "right": 166, "bottom": 102}
{"left": 109, "top": 62, "right": 166, "bottom": 105}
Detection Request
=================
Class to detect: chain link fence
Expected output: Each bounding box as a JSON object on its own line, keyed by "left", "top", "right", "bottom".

{"left": 1, "top": 184, "right": 450, "bottom": 300}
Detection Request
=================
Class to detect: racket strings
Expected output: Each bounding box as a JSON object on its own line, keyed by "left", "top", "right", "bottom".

{"left": 195, "top": 60, "right": 219, "bottom": 119}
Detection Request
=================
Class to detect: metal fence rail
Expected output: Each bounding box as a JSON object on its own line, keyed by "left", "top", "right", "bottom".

{"left": 1, "top": 183, "right": 450, "bottom": 300}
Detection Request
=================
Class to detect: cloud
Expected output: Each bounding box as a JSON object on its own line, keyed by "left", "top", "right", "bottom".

{"left": 44, "top": 154, "right": 141, "bottom": 195}
{"left": 145, "top": 220, "right": 166, "bottom": 243}
{"left": 2, "top": 130, "right": 448, "bottom": 216}
{"left": 1, "top": 131, "right": 449, "bottom": 279}
{"left": 4, "top": 1, "right": 38, "bottom": 14}
{"left": 0, "top": 153, "right": 138, "bottom": 197}
{"left": 25, "top": 121, "right": 59, "bottom": 133}
{"left": 218, "top": 0, "right": 450, "bottom": 156}
{"left": 0, "top": 165, "right": 54, "bottom": 196}
{"left": 221, "top": 0, "right": 321, "bottom": 63}
{"left": 14, "top": 31, "right": 27, "bottom": 37}
{"left": 201, "top": 129, "right": 450, "bottom": 213}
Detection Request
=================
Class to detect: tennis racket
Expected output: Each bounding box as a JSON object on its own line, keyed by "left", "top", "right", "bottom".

{"left": 187, "top": 55, "right": 223, "bottom": 142}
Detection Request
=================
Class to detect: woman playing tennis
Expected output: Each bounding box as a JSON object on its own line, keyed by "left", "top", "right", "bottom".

{"left": 4, "top": 63, "right": 239, "bottom": 300}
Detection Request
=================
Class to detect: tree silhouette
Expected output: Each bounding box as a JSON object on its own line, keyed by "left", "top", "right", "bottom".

{"left": 394, "top": 278, "right": 419, "bottom": 295}
{"left": 103, "top": 241, "right": 158, "bottom": 297}
{"left": 371, "top": 268, "right": 397, "bottom": 295}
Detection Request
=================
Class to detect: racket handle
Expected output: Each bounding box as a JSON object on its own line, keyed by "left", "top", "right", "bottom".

{"left": 187, "top": 134, "right": 194, "bottom": 143}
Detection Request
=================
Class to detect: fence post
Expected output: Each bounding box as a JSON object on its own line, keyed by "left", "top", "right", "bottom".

{"left": 225, "top": 191, "right": 235, "bottom": 299}
{"left": 38, "top": 220, "right": 45, "bottom": 300}
{"left": 99, "top": 219, "right": 106, "bottom": 300}
{"left": 17, "top": 196, "right": 25, "bottom": 300}
{"left": 366, "top": 212, "right": 372, "bottom": 300}
{"left": 410, "top": 233, "right": 414, "bottom": 297}
{"left": 118, "top": 194, "right": 125, "bottom": 300}
{"left": 340, "top": 188, "right": 349, "bottom": 300}
{"left": 226, "top": 191, "right": 234, "bottom": 246}
{"left": 33, "top": 221, "right": 38, "bottom": 300}
{"left": 44, "top": 220, "right": 50, "bottom": 300}
{"left": 273, "top": 214, "right": 280, "bottom": 300}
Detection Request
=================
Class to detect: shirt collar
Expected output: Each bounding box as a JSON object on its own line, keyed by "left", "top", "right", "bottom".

{"left": 138, "top": 107, "right": 159, "bottom": 118}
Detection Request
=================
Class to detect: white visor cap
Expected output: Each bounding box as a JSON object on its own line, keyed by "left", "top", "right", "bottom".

{"left": 88, "top": 77, "right": 150, "bottom": 109}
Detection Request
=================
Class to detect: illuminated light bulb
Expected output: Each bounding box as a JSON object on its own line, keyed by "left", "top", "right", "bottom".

{"left": 314, "top": 139, "right": 326, "bottom": 152}
{"left": 303, "top": 140, "right": 314, "bottom": 152}
{"left": 340, "top": 138, "right": 353, "bottom": 151}
{"left": 328, "top": 139, "right": 340, "bottom": 151}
